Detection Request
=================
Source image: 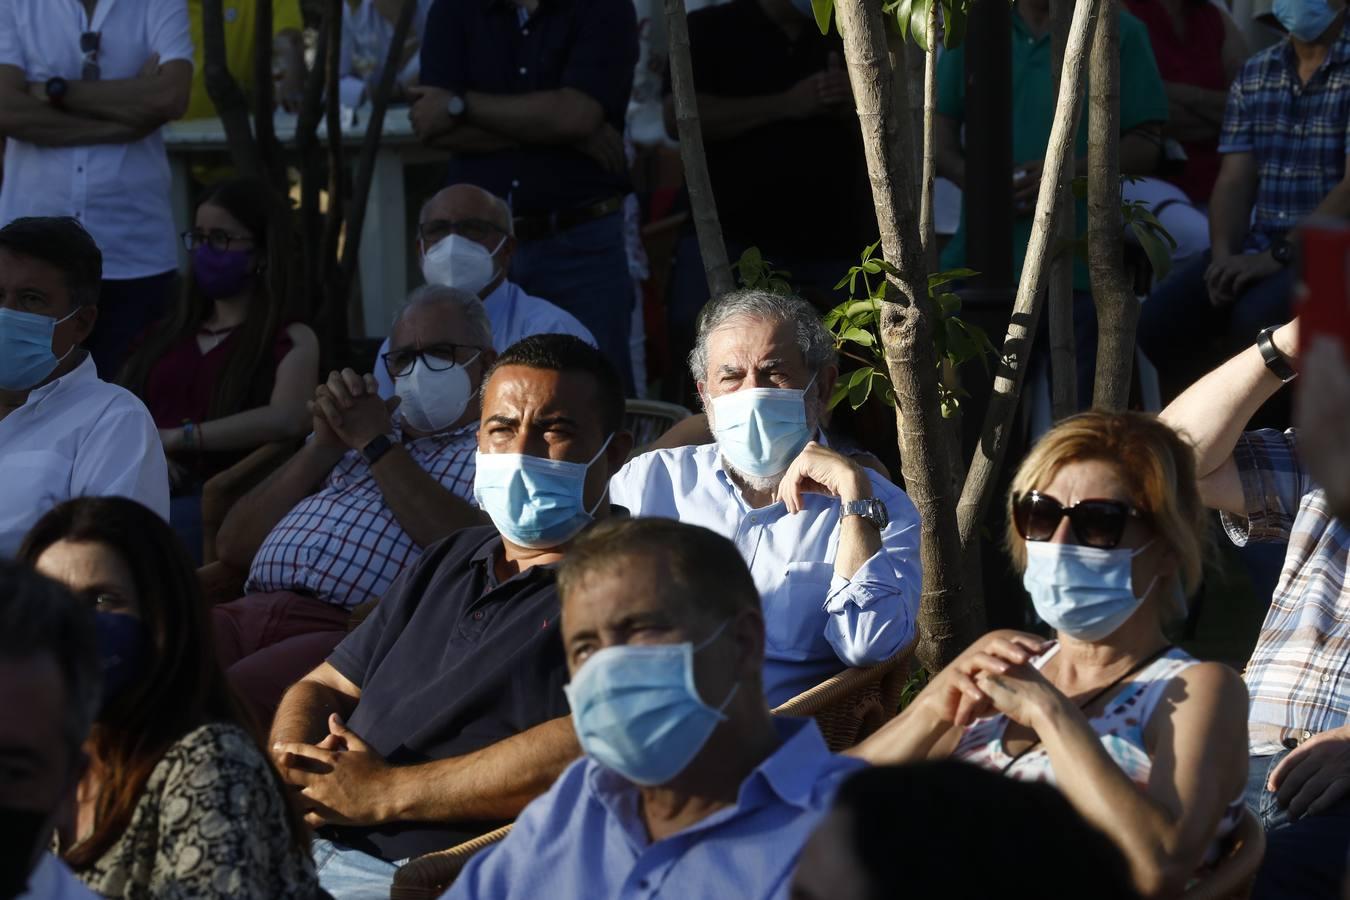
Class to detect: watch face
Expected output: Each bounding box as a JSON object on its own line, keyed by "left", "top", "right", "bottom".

{"left": 447, "top": 95, "right": 466, "bottom": 116}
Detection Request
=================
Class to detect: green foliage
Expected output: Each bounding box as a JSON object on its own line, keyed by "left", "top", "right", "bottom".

{"left": 1069, "top": 175, "right": 1179, "bottom": 281}
{"left": 733, "top": 246, "right": 794, "bottom": 295}
{"left": 896, "top": 666, "right": 931, "bottom": 712}
{"left": 809, "top": 0, "right": 970, "bottom": 49}
{"left": 823, "top": 242, "right": 996, "bottom": 416}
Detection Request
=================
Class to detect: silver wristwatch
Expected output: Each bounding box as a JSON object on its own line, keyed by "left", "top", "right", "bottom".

{"left": 840, "top": 498, "right": 889, "bottom": 530}
{"left": 446, "top": 93, "right": 467, "bottom": 117}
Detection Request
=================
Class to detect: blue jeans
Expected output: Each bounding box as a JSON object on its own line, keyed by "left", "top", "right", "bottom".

{"left": 511, "top": 211, "right": 634, "bottom": 394}
{"left": 312, "top": 839, "right": 407, "bottom": 900}
{"left": 1245, "top": 752, "right": 1350, "bottom": 899}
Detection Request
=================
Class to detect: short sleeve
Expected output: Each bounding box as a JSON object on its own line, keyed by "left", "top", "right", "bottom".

{"left": 558, "top": 0, "right": 639, "bottom": 123}
{"left": 0, "top": 1, "right": 25, "bottom": 70}
{"left": 70, "top": 394, "right": 170, "bottom": 522}
{"left": 1219, "top": 428, "right": 1312, "bottom": 545}
{"left": 148, "top": 0, "right": 196, "bottom": 66}
{"left": 1218, "top": 70, "right": 1252, "bottom": 153}
{"left": 419, "top": 0, "right": 465, "bottom": 90}
{"left": 936, "top": 45, "right": 965, "bottom": 120}
{"left": 1118, "top": 13, "right": 1169, "bottom": 131}
{"left": 274, "top": 0, "right": 304, "bottom": 33}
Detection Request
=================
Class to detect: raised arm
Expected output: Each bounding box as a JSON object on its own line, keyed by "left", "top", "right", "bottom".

{"left": 0, "top": 65, "right": 150, "bottom": 146}
{"left": 661, "top": 69, "right": 851, "bottom": 143}
{"left": 41, "top": 58, "right": 191, "bottom": 130}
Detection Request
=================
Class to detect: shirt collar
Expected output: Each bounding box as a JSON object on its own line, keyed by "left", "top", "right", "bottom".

{"left": 23, "top": 353, "right": 96, "bottom": 407}
{"left": 1011, "top": 8, "right": 1051, "bottom": 45}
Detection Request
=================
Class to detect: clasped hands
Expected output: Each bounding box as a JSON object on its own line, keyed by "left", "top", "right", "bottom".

{"left": 309, "top": 368, "right": 401, "bottom": 452}
{"left": 273, "top": 713, "right": 396, "bottom": 829}
{"left": 917, "top": 630, "right": 1062, "bottom": 730}
{"left": 1204, "top": 250, "right": 1280, "bottom": 307}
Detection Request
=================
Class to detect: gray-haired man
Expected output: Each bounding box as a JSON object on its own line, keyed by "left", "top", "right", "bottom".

{"left": 212, "top": 285, "right": 494, "bottom": 724}
{"left": 608, "top": 290, "right": 922, "bottom": 704}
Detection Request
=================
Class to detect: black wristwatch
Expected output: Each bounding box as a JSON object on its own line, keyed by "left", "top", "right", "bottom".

{"left": 45, "top": 76, "right": 68, "bottom": 108}
{"left": 1270, "top": 236, "right": 1294, "bottom": 267}
{"left": 1256, "top": 325, "right": 1297, "bottom": 384}
{"left": 360, "top": 433, "right": 397, "bottom": 466}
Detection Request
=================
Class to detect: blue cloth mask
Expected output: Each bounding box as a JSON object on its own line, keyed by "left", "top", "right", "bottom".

{"left": 94, "top": 611, "right": 149, "bottom": 716}
{"left": 1273, "top": 0, "right": 1340, "bottom": 40}
{"left": 474, "top": 434, "right": 613, "bottom": 549}
{"left": 709, "top": 375, "right": 816, "bottom": 479}
{"left": 1024, "top": 540, "right": 1160, "bottom": 641}
{"left": 0, "top": 307, "right": 79, "bottom": 391}
{"left": 564, "top": 620, "right": 739, "bottom": 786}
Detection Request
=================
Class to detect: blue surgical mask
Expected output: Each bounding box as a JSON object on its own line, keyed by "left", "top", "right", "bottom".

{"left": 474, "top": 434, "right": 614, "bottom": 549}
{"left": 564, "top": 620, "right": 739, "bottom": 786}
{"left": 1273, "top": 0, "right": 1340, "bottom": 40}
{"left": 1024, "top": 540, "right": 1160, "bottom": 641}
{"left": 0, "top": 307, "right": 79, "bottom": 391}
{"left": 94, "top": 611, "right": 149, "bottom": 715}
{"left": 709, "top": 375, "right": 816, "bottom": 479}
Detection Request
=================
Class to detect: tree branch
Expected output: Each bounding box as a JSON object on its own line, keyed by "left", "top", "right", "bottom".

{"left": 202, "top": 0, "right": 262, "bottom": 176}
{"left": 321, "top": 0, "right": 348, "bottom": 351}
{"left": 252, "top": 0, "right": 286, "bottom": 190}
{"left": 1048, "top": 0, "right": 1079, "bottom": 420}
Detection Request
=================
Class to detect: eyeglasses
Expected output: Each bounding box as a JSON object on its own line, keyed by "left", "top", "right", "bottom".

{"left": 1012, "top": 490, "right": 1144, "bottom": 550}
{"left": 80, "top": 31, "right": 100, "bottom": 81}
{"left": 181, "top": 229, "right": 255, "bottom": 252}
{"left": 382, "top": 344, "right": 482, "bottom": 378}
{"left": 418, "top": 217, "right": 505, "bottom": 246}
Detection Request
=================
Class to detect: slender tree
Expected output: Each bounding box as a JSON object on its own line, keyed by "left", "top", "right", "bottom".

{"left": 1047, "top": 0, "right": 1079, "bottom": 419}
{"left": 919, "top": 0, "right": 941, "bottom": 264}
{"left": 319, "top": 0, "right": 348, "bottom": 351}
{"left": 201, "top": 0, "right": 263, "bottom": 177}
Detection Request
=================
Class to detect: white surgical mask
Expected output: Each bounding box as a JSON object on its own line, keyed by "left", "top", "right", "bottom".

{"left": 708, "top": 374, "right": 817, "bottom": 478}
{"left": 395, "top": 353, "right": 479, "bottom": 433}
{"left": 420, "top": 235, "right": 505, "bottom": 296}
{"left": 1024, "top": 539, "right": 1160, "bottom": 641}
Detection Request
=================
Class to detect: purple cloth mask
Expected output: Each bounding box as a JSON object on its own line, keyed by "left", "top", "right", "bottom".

{"left": 192, "top": 245, "right": 256, "bottom": 299}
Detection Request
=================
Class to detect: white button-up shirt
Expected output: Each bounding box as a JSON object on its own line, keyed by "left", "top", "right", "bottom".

{"left": 0, "top": 0, "right": 193, "bottom": 279}
{"left": 0, "top": 354, "right": 169, "bottom": 557}
{"left": 609, "top": 441, "right": 921, "bottom": 705}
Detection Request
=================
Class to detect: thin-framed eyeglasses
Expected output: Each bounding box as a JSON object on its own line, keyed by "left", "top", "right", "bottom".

{"left": 1012, "top": 490, "right": 1145, "bottom": 550}
{"left": 181, "top": 229, "right": 256, "bottom": 252}
{"left": 382, "top": 343, "right": 482, "bottom": 378}
{"left": 80, "top": 31, "right": 100, "bottom": 81}
{"left": 417, "top": 217, "right": 505, "bottom": 246}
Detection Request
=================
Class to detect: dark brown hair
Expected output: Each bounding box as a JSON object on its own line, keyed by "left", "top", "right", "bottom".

{"left": 17, "top": 497, "right": 308, "bottom": 866}
{"left": 118, "top": 177, "right": 293, "bottom": 420}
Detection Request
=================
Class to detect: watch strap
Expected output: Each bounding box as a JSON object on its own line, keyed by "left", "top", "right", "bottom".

{"left": 1256, "top": 326, "right": 1297, "bottom": 384}
{"left": 361, "top": 433, "right": 397, "bottom": 466}
{"left": 840, "top": 498, "right": 888, "bottom": 529}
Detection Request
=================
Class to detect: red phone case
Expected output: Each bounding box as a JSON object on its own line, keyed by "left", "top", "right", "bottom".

{"left": 1297, "top": 219, "right": 1350, "bottom": 359}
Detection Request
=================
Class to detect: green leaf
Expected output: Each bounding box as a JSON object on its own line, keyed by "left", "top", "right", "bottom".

{"left": 1130, "top": 221, "right": 1173, "bottom": 283}
{"left": 937, "top": 291, "right": 961, "bottom": 317}
{"left": 838, "top": 326, "right": 876, "bottom": 347}
{"left": 828, "top": 379, "right": 850, "bottom": 411}
{"left": 943, "top": 1, "right": 967, "bottom": 48}
{"left": 848, "top": 366, "right": 875, "bottom": 409}
{"left": 911, "top": 0, "right": 930, "bottom": 49}
{"left": 833, "top": 272, "right": 853, "bottom": 291}
{"left": 928, "top": 267, "right": 977, "bottom": 291}
{"left": 860, "top": 260, "right": 883, "bottom": 274}
{"left": 842, "top": 300, "right": 881, "bottom": 321}
{"left": 895, "top": 0, "right": 914, "bottom": 40}
{"left": 811, "top": 0, "right": 834, "bottom": 34}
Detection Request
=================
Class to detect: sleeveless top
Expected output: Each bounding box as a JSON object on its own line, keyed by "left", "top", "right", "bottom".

{"left": 1124, "top": 0, "right": 1228, "bottom": 203}
{"left": 953, "top": 644, "right": 1243, "bottom": 865}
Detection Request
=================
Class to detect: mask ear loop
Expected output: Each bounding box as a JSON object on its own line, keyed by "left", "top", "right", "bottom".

{"left": 51, "top": 306, "right": 83, "bottom": 365}
{"left": 692, "top": 617, "right": 742, "bottom": 713}
{"left": 581, "top": 433, "right": 617, "bottom": 518}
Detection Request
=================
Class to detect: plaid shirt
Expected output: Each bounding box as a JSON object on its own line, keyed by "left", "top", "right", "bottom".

{"left": 1218, "top": 20, "right": 1350, "bottom": 249}
{"left": 1222, "top": 429, "right": 1350, "bottom": 755}
{"left": 246, "top": 424, "right": 478, "bottom": 610}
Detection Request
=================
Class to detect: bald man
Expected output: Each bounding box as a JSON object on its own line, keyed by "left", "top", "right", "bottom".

{"left": 374, "top": 184, "right": 594, "bottom": 399}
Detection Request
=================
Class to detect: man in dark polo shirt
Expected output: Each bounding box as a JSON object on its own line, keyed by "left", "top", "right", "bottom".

{"left": 663, "top": 0, "right": 872, "bottom": 399}
{"left": 409, "top": 0, "right": 639, "bottom": 393}
{"left": 269, "top": 335, "right": 633, "bottom": 899}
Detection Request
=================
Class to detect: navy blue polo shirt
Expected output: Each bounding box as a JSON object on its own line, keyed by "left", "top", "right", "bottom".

{"left": 420, "top": 0, "right": 638, "bottom": 214}
{"left": 325, "top": 525, "right": 570, "bottom": 862}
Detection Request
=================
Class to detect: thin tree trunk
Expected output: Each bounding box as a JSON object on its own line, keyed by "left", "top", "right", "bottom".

{"left": 339, "top": 0, "right": 417, "bottom": 288}
{"left": 296, "top": 11, "right": 330, "bottom": 325}
{"left": 956, "top": 0, "right": 1097, "bottom": 549}
{"left": 251, "top": 0, "right": 287, "bottom": 190}
{"left": 836, "top": 0, "right": 981, "bottom": 671}
{"left": 1048, "top": 0, "right": 1078, "bottom": 419}
{"left": 664, "top": 0, "right": 734, "bottom": 297}
{"left": 1087, "top": 0, "right": 1136, "bottom": 411}
{"left": 202, "top": 0, "right": 262, "bottom": 176}
{"left": 321, "top": 0, "right": 348, "bottom": 349}
{"left": 919, "top": 0, "right": 940, "bottom": 264}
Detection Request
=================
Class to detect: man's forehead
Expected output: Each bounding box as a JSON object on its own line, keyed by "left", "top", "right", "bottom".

{"left": 390, "top": 303, "right": 468, "bottom": 348}
{"left": 707, "top": 317, "right": 802, "bottom": 366}
{"left": 561, "top": 562, "right": 677, "bottom": 630}
{"left": 422, "top": 187, "right": 497, "bottom": 225}
{"left": 0, "top": 249, "right": 65, "bottom": 290}
{"left": 484, "top": 366, "right": 597, "bottom": 415}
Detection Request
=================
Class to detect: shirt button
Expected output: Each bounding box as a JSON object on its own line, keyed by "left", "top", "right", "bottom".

{"left": 474, "top": 611, "right": 484, "bottom": 620}
{"left": 511, "top": 179, "right": 520, "bottom": 188}
{"left": 1322, "top": 674, "right": 1331, "bottom": 683}
{"left": 522, "top": 27, "right": 529, "bottom": 35}
{"left": 76, "top": 166, "right": 83, "bottom": 173}
{"left": 518, "top": 66, "right": 528, "bottom": 75}
{"left": 1303, "top": 730, "right": 1314, "bottom": 740}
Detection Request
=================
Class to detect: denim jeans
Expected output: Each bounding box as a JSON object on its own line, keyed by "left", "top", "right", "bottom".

{"left": 1245, "top": 752, "right": 1350, "bottom": 899}
{"left": 312, "top": 839, "right": 407, "bottom": 900}
{"left": 511, "top": 211, "right": 634, "bottom": 393}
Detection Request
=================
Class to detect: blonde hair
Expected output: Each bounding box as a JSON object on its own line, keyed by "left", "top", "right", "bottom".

{"left": 1006, "top": 411, "right": 1207, "bottom": 595}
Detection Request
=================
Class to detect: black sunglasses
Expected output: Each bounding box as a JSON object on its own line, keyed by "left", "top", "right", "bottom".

{"left": 1012, "top": 490, "right": 1144, "bottom": 550}
{"left": 80, "top": 31, "right": 100, "bottom": 81}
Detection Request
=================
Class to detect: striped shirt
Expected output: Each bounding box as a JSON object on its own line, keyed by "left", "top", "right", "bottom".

{"left": 1222, "top": 429, "right": 1350, "bottom": 755}
{"left": 1217, "top": 20, "right": 1350, "bottom": 249}
{"left": 245, "top": 424, "right": 478, "bottom": 610}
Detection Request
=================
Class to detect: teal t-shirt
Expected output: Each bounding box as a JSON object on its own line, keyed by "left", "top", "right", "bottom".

{"left": 938, "top": 9, "right": 1170, "bottom": 289}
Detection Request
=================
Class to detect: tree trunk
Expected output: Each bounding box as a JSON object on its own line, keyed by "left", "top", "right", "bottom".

{"left": 1048, "top": 0, "right": 1078, "bottom": 420}
{"left": 296, "top": 10, "right": 331, "bottom": 325}
{"left": 250, "top": 0, "right": 287, "bottom": 190}
{"left": 919, "top": 0, "right": 940, "bottom": 264}
{"left": 1087, "top": 0, "right": 1137, "bottom": 411}
{"left": 955, "top": 0, "right": 1097, "bottom": 549}
{"left": 663, "top": 0, "right": 735, "bottom": 297}
{"left": 201, "top": 0, "right": 262, "bottom": 176}
{"left": 320, "top": 0, "right": 348, "bottom": 350}
{"left": 836, "top": 0, "right": 980, "bottom": 671}
{"left": 339, "top": 0, "right": 418, "bottom": 289}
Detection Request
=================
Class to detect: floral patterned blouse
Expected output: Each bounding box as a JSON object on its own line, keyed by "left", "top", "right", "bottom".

{"left": 73, "top": 723, "right": 323, "bottom": 899}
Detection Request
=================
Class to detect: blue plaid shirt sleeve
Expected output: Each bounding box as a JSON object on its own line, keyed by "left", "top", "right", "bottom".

{"left": 1218, "top": 74, "right": 1252, "bottom": 154}
{"left": 1221, "top": 428, "right": 1312, "bottom": 545}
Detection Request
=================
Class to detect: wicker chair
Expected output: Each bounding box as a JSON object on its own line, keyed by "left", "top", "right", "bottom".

{"left": 770, "top": 636, "right": 918, "bottom": 753}
{"left": 623, "top": 398, "right": 691, "bottom": 454}
{"left": 1181, "top": 808, "right": 1266, "bottom": 900}
{"left": 199, "top": 439, "right": 299, "bottom": 564}
{"left": 389, "top": 823, "right": 514, "bottom": 900}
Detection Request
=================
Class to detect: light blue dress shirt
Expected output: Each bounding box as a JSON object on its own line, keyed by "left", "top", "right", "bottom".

{"left": 608, "top": 442, "right": 921, "bottom": 705}
{"left": 445, "top": 718, "right": 864, "bottom": 900}
{"left": 374, "top": 279, "right": 596, "bottom": 398}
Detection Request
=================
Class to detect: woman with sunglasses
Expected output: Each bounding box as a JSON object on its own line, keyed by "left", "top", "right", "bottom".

{"left": 119, "top": 177, "right": 319, "bottom": 561}
{"left": 855, "top": 411, "right": 1248, "bottom": 898}
{"left": 18, "top": 497, "right": 323, "bottom": 899}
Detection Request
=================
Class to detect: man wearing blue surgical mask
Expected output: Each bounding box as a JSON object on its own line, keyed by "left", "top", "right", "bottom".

{"left": 446, "top": 517, "right": 865, "bottom": 900}
{"left": 0, "top": 216, "right": 168, "bottom": 558}
{"left": 609, "top": 289, "right": 921, "bottom": 705}
{"left": 270, "top": 334, "right": 632, "bottom": 900}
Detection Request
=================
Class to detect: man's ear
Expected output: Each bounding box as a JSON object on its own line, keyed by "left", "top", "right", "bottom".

{"left": 69, "top": 304, "right": 97, "bottom": 347}
{"left": 816, "top": 364, "right": 839, "bottom": 406}
{"left": 731, "top": 607, "right": 766, "bottom": 683}
{"left": 498, "top": 234, "right": 518, "bottom": 269}
{"left": 605, "top": 430, "right": 635, "bottom": 473}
